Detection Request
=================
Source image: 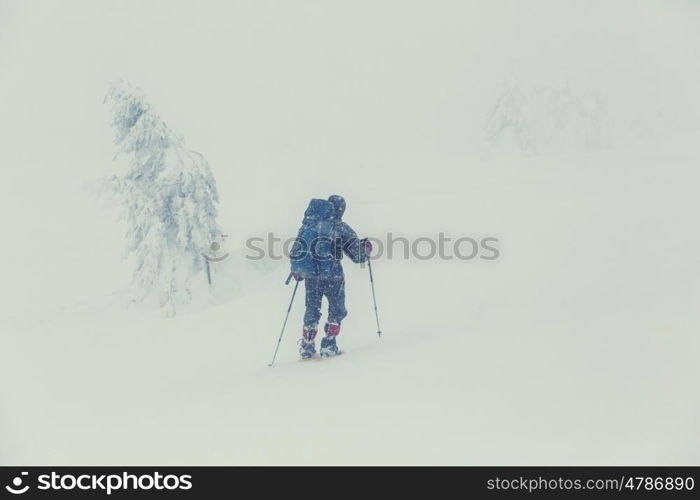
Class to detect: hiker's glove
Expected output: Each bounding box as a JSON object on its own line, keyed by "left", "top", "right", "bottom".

{"left": 361, "top": 238, "right": 373, "bottom": 254}
{"left": 291, "top": 272, "right": 304, "bottom": 281}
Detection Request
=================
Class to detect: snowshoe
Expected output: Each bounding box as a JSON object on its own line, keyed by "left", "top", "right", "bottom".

{"left": 299, "top": 340, "right": 316, "bottom": 359}
{"left": 320, "top": 336, "right": 341, "bottom": 358}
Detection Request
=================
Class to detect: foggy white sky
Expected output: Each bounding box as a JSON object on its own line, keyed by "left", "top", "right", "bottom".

{"left": 1, "top": 0, "right": 699, "bottom": 173}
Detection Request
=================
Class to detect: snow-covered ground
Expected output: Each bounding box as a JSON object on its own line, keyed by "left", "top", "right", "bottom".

{"left": 1, "top": 1, "right": 699, "bottom": 465}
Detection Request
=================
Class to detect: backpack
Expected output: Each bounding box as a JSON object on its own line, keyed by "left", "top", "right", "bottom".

{"left": 290, "top": 199, "right": 336, "bottom": 278}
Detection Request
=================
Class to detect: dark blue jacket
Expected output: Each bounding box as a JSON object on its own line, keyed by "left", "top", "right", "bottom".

{"left": 332, "top": 220, "right": 368, "bottom": 265}
{"left": 329, "top": 194, "right": 369, "bottom": 269}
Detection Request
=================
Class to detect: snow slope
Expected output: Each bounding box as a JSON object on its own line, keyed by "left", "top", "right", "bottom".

{"left": 3, "top": 139, "right": 699, "bottom": 465}
{"left": 1, "top": 0, "right": 699, "bottom": 465}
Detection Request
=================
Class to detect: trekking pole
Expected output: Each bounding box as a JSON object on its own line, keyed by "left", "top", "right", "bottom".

{"left": 367, "top": 257, "right": 382, "bottom": 337}
{"left": 268, "top": 273, "right": 300, "bottom": 367}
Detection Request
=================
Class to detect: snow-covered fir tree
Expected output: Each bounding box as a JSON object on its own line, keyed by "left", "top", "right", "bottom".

{"left": 105, "top": 81, "right": 222, "bottom": 316}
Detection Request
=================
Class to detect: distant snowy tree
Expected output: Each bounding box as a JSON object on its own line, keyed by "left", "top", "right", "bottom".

{"left": 105, "top": 81, "right": 222, "bottom": 316}
{"left": 485, "top": 80, "right": 609, "bottom": 154}
{"left": 485, "top": 80, "right": 536, "bottom": 154}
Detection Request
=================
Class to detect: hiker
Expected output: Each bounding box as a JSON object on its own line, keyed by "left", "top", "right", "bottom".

{"left": 290, "top": 195, "right": 372, "bottom": 358}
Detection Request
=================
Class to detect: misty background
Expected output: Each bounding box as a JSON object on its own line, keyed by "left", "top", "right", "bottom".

{"left": 1, "top": 0, "right": 699, "bottom": 315}
{"left": 1, "top": 0, "right": 699, "bottom": 464}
